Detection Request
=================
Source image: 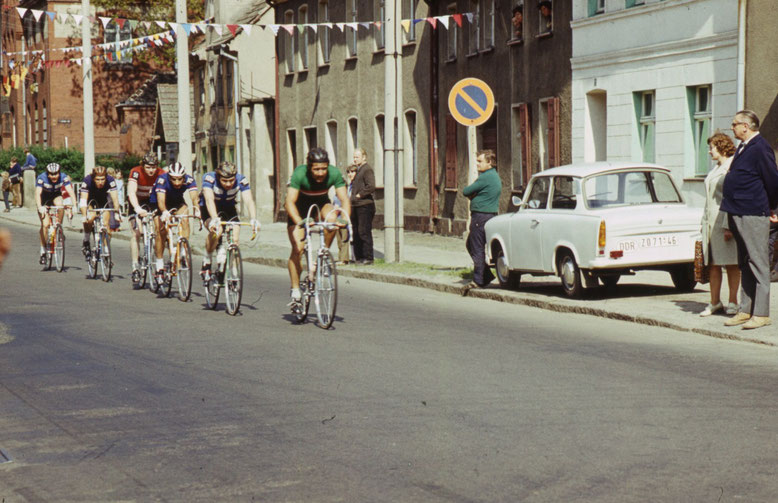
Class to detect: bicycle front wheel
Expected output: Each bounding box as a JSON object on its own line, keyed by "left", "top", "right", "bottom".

{"left": 225, "top": 246, "right": 243, "bottom": 315}
{"left": 204, "top": 260, "right": 221, "bottom": 309}
{"left": 87, "top": 231, "right": 97, "bottom": 278}
{"left": 314, "top": 250, "right": 337, "bottom": 329}
{"left": 148, "top": 234, "right": 159, "bottom": 293}
{"left": 162, "top": 245, "right": 173, "bottom": 297}
{"left": 99, "top": 230, "right": 112, "bottom": 282}
{"left": 177, "top": 238, "right": 192, "bottom": 302}
{"left": 54, "top": 225, "right": 65, "bottom": 272}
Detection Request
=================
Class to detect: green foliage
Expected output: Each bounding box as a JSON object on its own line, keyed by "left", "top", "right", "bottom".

{"left": 0, "top": 146, "right": 85, "bottom": 181}
{"left": 96, "top": 154, "right": 143, "bottom": 178}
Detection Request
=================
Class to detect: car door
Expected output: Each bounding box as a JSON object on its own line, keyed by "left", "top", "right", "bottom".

{"left": 509, "top": 176, "right": 550, "bottom": 272}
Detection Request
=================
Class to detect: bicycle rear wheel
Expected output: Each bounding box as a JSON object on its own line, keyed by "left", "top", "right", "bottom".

{"left": 177, "top": 238, "right": 192, "bottom": 302}
{"left": 54, "top": 225, "right": 65, "bottom": 272}
{"left": 135, "top": 234, "right": 148, "bottom": 289}
{"left": 204, "top": 260, "right": 221, "bottom": 309}
{"left": 162, "top": 245, "right": 173, "bottom": 297}
{"left": 314, "top": 249, "right": 337, "bottom": 329}
{"left": 87, "top": 231, "right": 97, "bottom": 278}
{"left": 148, "top": 235, "right": 160, "bottom": 293}
{"left": 225, "top": 246, "right": 243, "bottom": 315}
{"left": 99, "top": 230, "right": 112, "bottom": 282}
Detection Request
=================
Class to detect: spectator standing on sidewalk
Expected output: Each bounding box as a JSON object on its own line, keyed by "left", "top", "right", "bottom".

{"left": 699, "top": 132, "right": 740, "bottom": 317}
{"left": 720, "top": 110, "right": 778, "bottom": 330}
{"left": 350, "top": 148, "right": 376, "bottom": 265}
{"left": 8, "top": 157, "right": 21, "bottom": 207}
{"left": 463, "top": 149, "right": 501, "bottom": 290}
{"left": 1, "top": 171, "right": 10, "bottom": 212}
{"left": 332, "top": 165, "right": 355, "bottom": 265}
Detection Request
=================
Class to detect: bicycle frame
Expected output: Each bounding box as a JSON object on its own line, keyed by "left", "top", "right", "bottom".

{"left": 204, "top": 220, "right": 257, "bottom": 315}
{"left": 43, "top": 205, "right": 69, "bottom": 272}
{"left": 85, "top": 207, "right": 115, "bottom": 281}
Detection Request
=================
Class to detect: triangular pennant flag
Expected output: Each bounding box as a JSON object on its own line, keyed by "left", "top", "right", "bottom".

{"left": 307, "top": 24, "right": 317, "bottom": 34}
{"left": 46, "top": 11, "right": 56, "bottom": 22}
{"left": 212, "top": 24, "right": 223, "bottom": 36}
{"left": 181, "top": 23, "right": 192, "bottom": 36}
{"left": 436, "top": 16, "right": 450, "bottom": 29}
{"left": 15, "top": 7, "right": 27, "bottom": 20}
{"left": 359, "top": 22, "right": 371, "bottom": 30}
{"left": 169, "top": 22, "right": 179, "bottom": 33}
{"left": 75, "top": 58, "right": 82, "bottom": 67}
{"left": 240, "top": 24, "right": 252, "bottom": 36}
{"left": 88, "top": 16, "right": 97, "bottom": 24}
{"left": 281, "top": 25, "right": 294, "bottom": 35}
{"left": 72, "top": 14, "right": 83, "bottom": 26}
{"left": 129, "top": 19, "right": 139, "bottom": 30}
{"left": 335, "top": 23, "right": 345, "bottom": 32}
{"left": 226, "top": 24, "right": 239, "bottom": 36}
{"left": 465, "top": 13, "right": 474, "bottom": 24}
{"left": 268, "top": 25, "right": 281, "bottom": 36}
{"left": 99, "top": 16, "right": 111, "bottom": 29}
{"left": 30, "top": 9, "right": 44, "bottom": 22}
{"left": 374, "top": 21, "right": 382, "bottom": 30}
{"left": 347, "top": 22, "right": 358, "bottom": 31}
{"left": 156, "top": 21, "right": 167, "bottom": 29}
{"left": 452, "top": 14, "right": 463, "bottom": 27}
{"left": 401, "top": 20, "right": 411, "bottom": 33}
{"left": 143, "top": 21, "right": 151, "bottom": 29}
{"left": 116, "top": 18, "right": 126, "bottom": 29}
{"left": 321, "top": 23, "right": 333, "bottom": 30}
{"left": 425, "top": 18, "right": 437, "bottom": 29}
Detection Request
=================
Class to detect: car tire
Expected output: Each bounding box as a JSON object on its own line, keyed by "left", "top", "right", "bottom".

{"left": 558, "top": 251, "right": 584, "bottom": 298}
{"left": 599, "top": 274, "right": 620, "bottom": 288}
{"left": 495, "top": 248, "right": 520, "bottom": 290}
{"left": 670, "top": 263, "right": 696, "bottom": 292}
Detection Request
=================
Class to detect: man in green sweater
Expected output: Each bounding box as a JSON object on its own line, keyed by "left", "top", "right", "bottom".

{"left": 463, "top": 149, "right": 502, "bottom": 290}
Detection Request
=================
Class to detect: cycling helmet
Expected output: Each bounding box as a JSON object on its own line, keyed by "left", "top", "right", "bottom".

{"left": 92, "top": 165, "right": 107, "bottom": 176}
{"left": 216, "top": 161, "right": 237, "bottom": 178}
{"left": 306, "top": 147, "right": 329, "bottom": 168}
{"left": 168, "top": 162, "right": 186, "bottom": 177}
{"left": 46, "top": 162, "right": 61, "bottom": 174}
{"left": 143, "top": 153, "right": 158, "bottom": 166}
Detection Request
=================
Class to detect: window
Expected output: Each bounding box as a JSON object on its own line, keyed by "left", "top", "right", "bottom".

{"left": 588, "top": 0, "right": 605, "bottom": 16}
{"left": 347, "top": 0, "right": 358, "bottom": 58}
{"left": 468, "top": 0, "right": 480, "bottom": 54}
{"left": 228, "top": 146, "right": 235, "bottom": 163}
{"left": 447, "top": 3, "right": 457, "bottom": 60}
{"left": 287, "top": 129, "right": 298, "bottom": 174}
{"left": 690, "top": 85, "right": 712, "bottom": 175}
{"left": 445, "top": 114, "right": 457, "bottom": 189}
{"left": 550, "top": 176, "right": 578, "bottom": 210}
{"left": 404, "top": 110, "right": 417, "bottom": 186}
{"left": 347, "top": 117, "right": 358, "bottom": 159}
{"left": 374, "top": 115, "right": 385, "bottom": 186}
{"left": 481, "top": 0, "right": 494, "bottom": 49}
{"left": 225, "top": 60, "right": 233, "bottom": 107}
{"left": 215, "top": 61, "right": 224, "bottom": 106}
{"left": 635, "top": 91, "right": 655, "bottom": 163}
{"left": 526, "top": 177, "right": 550, "bottom": 209}
{"left": 626, "top": 0, "right": 645, "bottom": 7}
{"left": 299, "top": 6, "right": 309, "bottom": 70}
{"left": 402, "top": 0, "right": 416, "bottom": 43}
{"left": 375, "top": 0, "right": 385, "bottom": 50}
{"left": 539, "top": 97, "right": 560, "bottom": 171}
{"left": 319, "top": 0, "right": 331, "bottom": 65}
{"left": 326, "top": 120, "right": 338, "bottom": 167}
{"left": 511, "top": 103, "right": 531, "bottom": 191}
{"left": 304, "top": 126, "right": 317, "bottom": 152}
{"left": 198, "top": 68, "right": 205, "bottom": 111}
{"left": 538, "top": 1, "right": 552, "bottom": 36}
{"left": 104, "top": 20, "right": 133, "bottom": 62}
{"left": 510, "top": 4, "right": 523, "bottom": 42}
{"left": 284, "top": 10, "right": 295, "bottom": 73}
{"left": 584, "top": 171, "right": 682, "bottom": 208}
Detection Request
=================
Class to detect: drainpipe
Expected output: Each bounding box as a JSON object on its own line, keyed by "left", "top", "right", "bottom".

{"left": 737, "top": 0, "right": 746, "bottom": 110}
{"left": 428, "top": 6, "right": 439, "bottom": 230}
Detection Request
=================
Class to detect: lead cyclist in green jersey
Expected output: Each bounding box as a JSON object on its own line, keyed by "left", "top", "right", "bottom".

{"left": 285, "top": 147, "right": 351, "bottom": 305}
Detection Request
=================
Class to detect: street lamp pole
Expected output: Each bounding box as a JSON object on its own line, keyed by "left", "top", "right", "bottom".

{"left": 82, "top": 0, "right": 95, "bottom": 176}
{"left": 383, "top": 0, "right": 404, "bottom": 262}
{"left": 176, "top": 0, "right": 192, "bottom": 173}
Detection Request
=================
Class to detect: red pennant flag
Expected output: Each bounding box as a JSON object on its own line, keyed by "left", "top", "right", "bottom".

{"left": 453, "top": 14, "right": 463, "bottom": 27}
{"left": 116, "top": 18, "right": 126, "bottom": 29}
{"left": 425, "top": 17, "right": 437, "bottom": 29}
{"left": 226, "top": 24, "right": 238, "bottom": 36}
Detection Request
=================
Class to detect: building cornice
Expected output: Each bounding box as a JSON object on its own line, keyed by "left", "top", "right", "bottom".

{"left": 571, "top": 31, "right": 737, "bottom": 71}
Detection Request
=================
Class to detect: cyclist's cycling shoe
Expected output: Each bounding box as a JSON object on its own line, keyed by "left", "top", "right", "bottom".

{"left": 155, "top": 269, "right": 166, "bottom": 285}
{"left": 81, "top": 241, "right": 90, "bottom": 258}
{"left": 200, "top": 262, "right": 211, "bottom": 281}
{"left": 39, "top": 252, "right": 47, "bottom": 265}
{"left": 130, "top": 268, "right": 140, "bottom": 284}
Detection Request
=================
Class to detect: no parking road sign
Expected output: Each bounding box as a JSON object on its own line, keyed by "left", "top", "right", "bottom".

{"left": 448, "top": 78, "right": 495, "bottom": 127}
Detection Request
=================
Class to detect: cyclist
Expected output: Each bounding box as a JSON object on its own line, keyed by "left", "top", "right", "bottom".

{"left": 199, "top": 161, "right": 259, "bottom": 276}
{"left": 285, "top": 147, "right": 350, "bottom": 305}
{"left": 149, "top": 162, "right": 199, "bottom": 283}
{"left": 127, "top": 153, "right": 165, "bottom": 280}
{"left": 79, "top": 165, "right": 122, "bottom": 255}
{"left": 34, "top": 163, "right": 76, "bottom": 264}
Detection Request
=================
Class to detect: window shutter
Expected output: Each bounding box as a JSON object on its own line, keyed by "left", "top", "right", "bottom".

{"left": 445, "top": 114, "right": 457, "bottom": 189}
{"left": 548, "top": 97, "right": 560, "bottom": 168}
{"left": 519, "top": 103, "right": 531, "bottom": 182}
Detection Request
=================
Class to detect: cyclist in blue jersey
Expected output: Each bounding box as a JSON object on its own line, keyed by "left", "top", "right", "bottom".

{"left": 199, "top": 161, "right": 259, "bottom": 276}
{"left": 34, "top": 163, "right": 76, "bottom": 264}
{"left": 149, "top": 162, "right": 199, "bottom": 283}
{"left": 79, "top": 165, "right": 122, "bottom": 255}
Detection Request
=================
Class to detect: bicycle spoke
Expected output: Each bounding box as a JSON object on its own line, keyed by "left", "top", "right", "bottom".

{"left": 225, "top": 247, "right": 243, "bottom": 315}
{"left": 314, "top": 250, "right": 338, "bottom": 329}
{"left": 177, "top": 238, "right": 192, "bottom": 302}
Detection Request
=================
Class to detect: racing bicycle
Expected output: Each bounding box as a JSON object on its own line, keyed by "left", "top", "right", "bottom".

{"left": 157, "top": 213, "right": 199, "bottom": 301}
{"left": 203, "top": 220, "right": 258, "bottom": 315}
{"left": 84, "top": 207, "right": 117, "bottom": 282}
{"left": 131, "top": 210, "right": 157, "bottom": 290}
{"left": 41, "top": 205, "right": 70, "bottom": 272}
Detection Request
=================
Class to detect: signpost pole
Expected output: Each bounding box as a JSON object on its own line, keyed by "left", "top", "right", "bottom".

{"left": 82, "top": 0, "right": 95, "bottom": 176}
{"left": 176, "top": 0, "right": 192, "bottom": 174}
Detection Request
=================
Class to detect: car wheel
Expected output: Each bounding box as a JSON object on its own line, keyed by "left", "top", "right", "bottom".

{"left": 495, "top": 248, "right": 520, "bottom": 290}
{"left": 599, "top": 274, "right": 620, "bottom": 288}
{"left": 558, "top": 251, "right": 584, "bottom": 298}
{"left": 670, "top": 263, "right": 696, "bottom": 292}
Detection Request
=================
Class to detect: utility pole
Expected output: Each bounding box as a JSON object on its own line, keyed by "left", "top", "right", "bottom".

{"left": 176, "top": 0, "right": 192, "bottom": 174}
{"left": 82, "top": 0, "right": 95, "bottom": 176}
{"left": 383, "top": 0, "right": 404, "bottom": 262}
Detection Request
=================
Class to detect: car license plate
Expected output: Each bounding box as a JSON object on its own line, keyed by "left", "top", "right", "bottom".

{"left": 617, "top": 235, "right": 679, "bottom": 252}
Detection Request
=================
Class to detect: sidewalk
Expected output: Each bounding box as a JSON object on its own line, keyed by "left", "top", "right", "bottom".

{"left": 3, "top": 208, "right": 777, "bottom": 347}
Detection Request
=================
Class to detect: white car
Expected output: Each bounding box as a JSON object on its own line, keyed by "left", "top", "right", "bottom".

{"left": 485, "top": 162, "right": 703, "bottom": 297}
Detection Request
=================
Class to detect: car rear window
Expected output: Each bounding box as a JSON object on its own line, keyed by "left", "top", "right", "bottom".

{"left": 583, "top": 171, "right": 682, "bottom": 208}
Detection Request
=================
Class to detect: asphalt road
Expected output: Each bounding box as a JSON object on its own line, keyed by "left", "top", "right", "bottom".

{"left": 1, "top": 220, "right": 778, "bottom": 502}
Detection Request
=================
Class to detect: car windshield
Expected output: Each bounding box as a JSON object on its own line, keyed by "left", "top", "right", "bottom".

{"left": 583, "top": 170, "right": 682, "bottom": 208}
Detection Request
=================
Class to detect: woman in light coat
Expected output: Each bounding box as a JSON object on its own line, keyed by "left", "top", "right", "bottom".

{"left": 699, "top": 132, "right": 740, "bottom": 316}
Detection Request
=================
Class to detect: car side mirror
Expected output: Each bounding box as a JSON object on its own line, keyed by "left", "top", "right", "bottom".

{"left": 512, "top": 195, "right": 525, "bottom": 208}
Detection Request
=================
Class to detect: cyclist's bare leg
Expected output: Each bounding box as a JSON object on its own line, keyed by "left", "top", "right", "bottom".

{"left": 287, "top": 224, "right": 305, "bottom": 290}
{"left": 38, "top": 211, "right": 51, "bottom": 248}
{"left": 154, "top": 215, "right": 166, "bottom": 260}
{"left": 174, "top": 205, "right": 190, "bottom": 239}
{"left": 130, "top": 217, "right": 141, "bottom": 265}
{"left": 321, "top": 203, "right": 339, "bottom": 248}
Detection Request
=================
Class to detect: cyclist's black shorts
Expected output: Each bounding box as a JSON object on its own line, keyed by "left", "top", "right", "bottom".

{"left": 129, "top": 201, "right": 153, "bottom": 230}
{"left": 201, "top": 203, "right": 238, "bottom": 224}
{"left": 40, "top": 193, "right": 61, "bottom": 208}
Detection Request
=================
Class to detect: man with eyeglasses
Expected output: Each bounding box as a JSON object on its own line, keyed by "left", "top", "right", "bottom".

{"left": 149, "top": 162, "right": 199, "bottom": 284}
{"left": 720, "top": 110, "right": 778, "bottom": 330}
